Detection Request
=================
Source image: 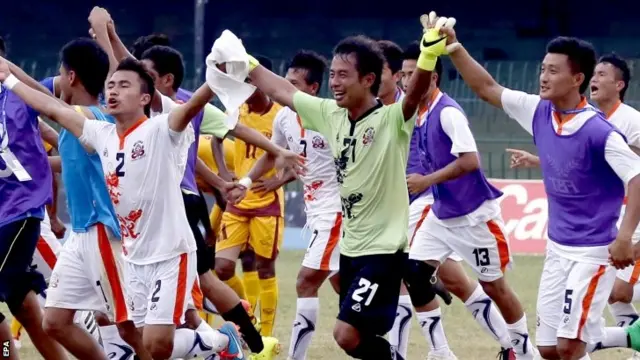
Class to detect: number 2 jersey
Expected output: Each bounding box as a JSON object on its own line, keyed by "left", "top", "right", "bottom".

{"left": 80, "top": 115, "right": 197, "bottom": 265}
{"left": 271, "top": 106, "right": 341, "bottom": 216}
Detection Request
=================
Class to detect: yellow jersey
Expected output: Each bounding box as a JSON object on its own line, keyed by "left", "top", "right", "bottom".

{"left": 233, "top": 103, "right": 284, "bottom": 213}
{"left": 43, "top": 141, "right": 53, "bottom": 153}
{"left": 196, "top": 135, "right": 235, "bottom": 192}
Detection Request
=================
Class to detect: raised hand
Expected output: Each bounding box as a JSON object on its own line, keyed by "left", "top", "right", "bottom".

{"left": 419, "top": 11, "right": 457, "bottom": 58}
{"left": 88, "top": 6, "right": 112, "bottom": 28}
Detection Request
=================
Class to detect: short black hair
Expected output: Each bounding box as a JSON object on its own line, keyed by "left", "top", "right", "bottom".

{"left": 60, "top": 38, "right": 109, "bottom": 97}
{"left": 598, "top": 53, "right": 631, "bottom": 101}
{"left": 378, "top": 40, "right": 403, "bottom": 74}
{"left": 287, "top": 50, "right": 327, "bottom": 91}
{"left": 403, "top": 41, "right": 443, "bottom": 86}
{"left": 403, "top": 41, "right": 420, "bottom": 61}
{"left": 333, "top": 35, "right": 385, "bottom": 95}
{"left": 0, "top": 36, "right": 5, "bottom": 57}
{"left": 141, "top": 45, "right": 184, "bottom": 91}
{"left": 131, "top": 33, "right": 171, "bottom": 59}
{"left": 115, "top": 58, "right": 155, "bottom": 116}
{"left": 254, "top": 55, "right": 273, "bottom": 72}
{"left": 546, "top": 37, "right": 597, "bottom": 94}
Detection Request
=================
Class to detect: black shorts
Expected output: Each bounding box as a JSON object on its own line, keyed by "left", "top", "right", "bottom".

{"left": 0, "top": 217, "right": 46, "bottom": 310}
{"left": 338, "top": 250, "right": 406, "bottom": 337}
{"left": 183, "top": 192, "right": 215, "bottom": 275}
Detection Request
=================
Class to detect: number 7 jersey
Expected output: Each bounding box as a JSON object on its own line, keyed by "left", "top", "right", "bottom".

{"left": 80, "top": 115, "right": 198, "bottom": 265}
{"left": 272, "top": 106, "right": 341, "bottom": 216}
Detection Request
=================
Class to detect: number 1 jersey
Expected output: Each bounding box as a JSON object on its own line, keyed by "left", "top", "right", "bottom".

{"left": 80, "top": 115, "right": 197, "bottom": 265}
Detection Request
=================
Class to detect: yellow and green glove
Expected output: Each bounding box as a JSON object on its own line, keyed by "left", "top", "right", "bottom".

{"left": 417, "top": 11, "right": 457, "bottom": 71}
{"left": 248, "top": 54, "right": 260, "bottom": 72}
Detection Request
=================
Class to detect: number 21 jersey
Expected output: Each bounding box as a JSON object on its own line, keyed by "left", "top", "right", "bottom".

{"left": 80, "top": 115, "right": 197, "bottom": 265}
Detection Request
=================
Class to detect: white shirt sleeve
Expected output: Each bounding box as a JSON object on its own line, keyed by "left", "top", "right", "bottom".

{"left": 271, "top": 109, "right": 289, "bottom": 148}
{"left": 151, "top": 94, "right": 179, "bottom": 117}
{"left": 605, "top": 132, "right": 640, "bottom": 185}
{"left": 440, "top": 107, "right": 478, "bottom": 157}
{"left": 500, "top": 89, "right": 541, "bottom": 135}
{"left": 79, "top": 119, "right": 112, "bottom": 151}
{"left": 617, "top": 110, "right": 640, "bottom": 149}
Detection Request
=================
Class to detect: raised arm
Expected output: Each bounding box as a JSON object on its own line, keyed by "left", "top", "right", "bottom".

{"left": 88, "top": 7, "right": 119, "bottom": 75}
{"left": 168, "top": 83, "right": 214, "bottom": 132}
{"left": 39, "top": 119, "right": 59, "bottom": 149}
{"left": 248, "top": 64, "right": 299, "bottom": 110}
{"left": 0, "top": 63, "right": 86, "bottom": 138}
{"left": 440, "top": 26, "right": 504, "bottom": 108}
{"left": 0, "top": 56, "right": 54, "bottom": 96}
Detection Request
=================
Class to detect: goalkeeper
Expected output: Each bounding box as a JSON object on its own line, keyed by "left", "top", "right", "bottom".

{"left": 212, "top": 12, "right": 454, "bottom": 360}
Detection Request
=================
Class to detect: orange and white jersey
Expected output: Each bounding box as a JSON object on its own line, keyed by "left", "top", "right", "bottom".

{"left": 607, "top": 101, "right": 640, "bottom": 148}
{"left": 272, "top": 106, "right": 341, "bottom": 216}
{"left": 80, "top": 115, "right": 197, "bottom": 265}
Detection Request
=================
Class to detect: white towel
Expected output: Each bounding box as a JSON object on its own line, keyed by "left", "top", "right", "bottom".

{"left": 205, "top": 30, "right": 256, "bottom": 127}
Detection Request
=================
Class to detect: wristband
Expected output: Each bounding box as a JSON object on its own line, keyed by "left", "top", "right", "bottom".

{"left": 247, "top": 54, "right": 260, "bottom": 72}
{"left": 238, "top": 177, "right": 253, "bottom": 189}
{"left": 417, "top": 53, "right": 437, "bottom": 71}
{"left": 3, "top": 74, "right": 19, "bottom": 90}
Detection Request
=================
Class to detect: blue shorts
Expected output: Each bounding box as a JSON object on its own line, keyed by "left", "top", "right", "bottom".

{"left": 338, "top": 250, "right": 406, "bottom": 336}
{"left": 0, "top": 217, "right": 46, "bottom": 310}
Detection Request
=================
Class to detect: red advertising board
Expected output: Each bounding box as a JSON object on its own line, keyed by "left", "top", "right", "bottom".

{"left": 490, "top": 179, "right": 548, "bottom": 255}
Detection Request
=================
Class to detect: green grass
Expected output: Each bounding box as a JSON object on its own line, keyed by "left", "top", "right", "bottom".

{"left": 7, "top": 252, "right": 636, "bottom": 359}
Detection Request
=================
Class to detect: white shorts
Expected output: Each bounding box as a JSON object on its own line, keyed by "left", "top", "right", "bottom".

{"left": 32, "top": 213, "right": 62, "bottom": 281}
{"left": 302, "top": 212, "right": 342, "bottom": 271}
{"left": 45, "top": 224, "right": 129, "bottom": 323}
{"left": 536, "top": 248, "right": 616, "bottom": 346}
{"left": 409, "top": 214, "right": 512, "bottom": 282}
{"left": 408, "top": 195, "right": 462, "bottom": 262}
{"left": 125, "top": 251, "right": 197, "bottom": 327}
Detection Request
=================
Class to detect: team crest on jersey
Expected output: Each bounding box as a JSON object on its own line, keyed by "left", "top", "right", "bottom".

{"left": 362, "top": 127, "right": 375, "bottom": 146}
{"left": 311, "top": 135, "right": 326, "bottom": 149}
{"left": 287, "top": 135, "right": 294, "bottom": 143}
{"left": 131, "top": 141, "right": 145, "bottom": 160}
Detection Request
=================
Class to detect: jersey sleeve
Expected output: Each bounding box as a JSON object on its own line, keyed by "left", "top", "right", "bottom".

{"left": 605, "top": 132, "right": 640, "bottom": 185}
{"left": 79, "top": 119, "right": 112, "bottom": 151}
{"left": 270, "top": 108, "right": 289, "bottom": 148}
{"left": 388, "top": 101, "right": 415, "bottom": 136}
{"left": 500, "top": 89, "right": 541, "bottom": 135}
{"left": 619, "top": 109, "right": 640, "bottom": 149}
{"left": 200, "top": 103, "right": 233, "bottom": 139}
{"left": 292, "top": 91, "right": 337, "bottom": 136}
{"left": 440, "top": 107, "right": 478, "bottom": 156}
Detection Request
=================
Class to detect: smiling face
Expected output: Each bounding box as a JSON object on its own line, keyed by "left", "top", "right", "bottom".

{"left": 590, "top": 62, "right": 624, "bottom": 104}
{"left": 329, "top": 53, "right": 374, "bottom": 108}
{"left": 105, "top": 70, "right": 151, "bottom": 116}
{"left": 539, "top": 53, "right": 585, "bottom": 101}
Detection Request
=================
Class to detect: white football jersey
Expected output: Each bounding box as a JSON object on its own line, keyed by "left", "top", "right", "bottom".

{"left": 272, "top": 106, "right": 341, "bottom": 215}
{"left": 607, "top": 102, "right": 640, "bottom": 148}
{"left": 80, "top": 115, "right": 197, "bottom": 265}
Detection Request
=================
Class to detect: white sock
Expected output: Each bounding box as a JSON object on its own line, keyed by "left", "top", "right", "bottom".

{"left": 609, "top": 302, "right": 639, "bottom": 327}
{"left": 588, "top": 327, "right": 629, "bottom": 352}
{"left": 416, "top": 307, "right": 451, "bottom": 356}
{"left": 506, "top": 314, "right": 534, "bottom": 356}
{"left": 578, "top": 354, "right": 591, "bottom": 360}
{"left": 464, "top": 285, "right": 512, "bottom": 349}
{"left": 388, "top": 295, "right": 412, "bottom": 359}
{"left": 100, "top": 325, "right": 134, "bottom": 358}
{"left": 196, "top": 318, "right": 215, "bottom": 333}
{"left": 171, "top": 328, "right": 229, "bottom": 358}
{"left": 288, "top": 297, "right": 319, "bottom": 360}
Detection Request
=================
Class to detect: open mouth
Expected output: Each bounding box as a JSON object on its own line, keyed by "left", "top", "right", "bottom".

{"left": 334, "top": 91, "right": 345, "bottom": 101}
{"left": 107, "top": 97, "right": 119, "bottom": 108}
{"left": 590, "top": 85, "right": 599, "bottom": 94}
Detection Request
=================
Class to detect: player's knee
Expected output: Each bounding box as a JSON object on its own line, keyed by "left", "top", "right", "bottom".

{"left": 42, "top": 309, "right": 74, "bottom": 339}
{"left": 333, "top": 323, "right": 359, "bottom": 352}
{"left": 556, "top": 338, "right": 584, "bottom": 360}
{"left": 240, "top": 250, "right": 257, "bottom": 272}
{"left": 256, "top": 257, "right": 276, "bottom": 279}
{"left": 479, "top": 278, "right": 507, "bottom": 299}
{"left": 403, "top": 259, "right": 438, "bottom": 307}
{"left": 610, "top": 280, "right": 633, "bottom": 304}
{"left": 439, "top": 261, "right": 473, "bottom": 299}
{"left": 215, "top": 258, "right": 236, "bottom": 281}
{"left": 117, "top": 321, "right": 141, "bottom": 346}
{"left": 296, "top": 269, "right": 322, "bottom": 297}
{"left": 537, "top": 346, "right": 559, "bottom": 360}
{"left": 145, "top": 336, "right": 173, "bottom": 359}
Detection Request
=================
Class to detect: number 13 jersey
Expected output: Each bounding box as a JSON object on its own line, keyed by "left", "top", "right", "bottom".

{"left": 80, "top": 115, "right": 197, "bottom": 265}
